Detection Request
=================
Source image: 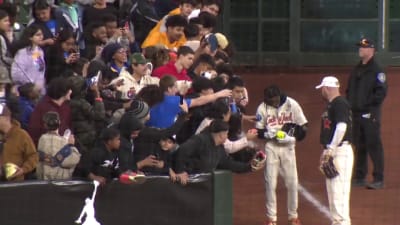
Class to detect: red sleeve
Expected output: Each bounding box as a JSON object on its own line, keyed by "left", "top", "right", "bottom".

{"left": 152, "top": 66, "right": 164, "bottom": 78}
{"left": 59, "top": 104, "right": 72, "bottom": 135}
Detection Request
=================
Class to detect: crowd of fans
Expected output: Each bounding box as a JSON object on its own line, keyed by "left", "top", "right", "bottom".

{"left": 0, "top": 0, "right": 264, "bottom": 185}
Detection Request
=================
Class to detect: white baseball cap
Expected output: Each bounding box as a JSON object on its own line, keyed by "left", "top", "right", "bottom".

{"left": 315, "top": 76, "right": 340, "bottom": 89}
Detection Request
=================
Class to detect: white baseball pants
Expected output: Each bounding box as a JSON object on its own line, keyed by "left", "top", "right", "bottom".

{"left": 264, "top": 143, "right": 299, "bottom": 221}
{"left": 326, "top": 143, "right": 354, "bottom": 225}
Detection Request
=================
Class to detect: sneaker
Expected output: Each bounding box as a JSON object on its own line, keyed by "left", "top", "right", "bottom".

{"left": 289, "top": 218, "right": 302, "bottom": 225}
{"left": 119, "top": 172, "right": 146, "bottom": 184}
{"left": 366, "top": 181, "right": 384, "bottom": 190}
{"left": 265, "top": 220, "right": 277, "bottom": 225}
{"left": 352, "top": 179, "right": 366, "bottom": 187}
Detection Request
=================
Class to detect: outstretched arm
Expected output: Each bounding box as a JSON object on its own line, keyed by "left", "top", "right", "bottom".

{"left": 190, "top": 89, "right": 232, "bottom": 108}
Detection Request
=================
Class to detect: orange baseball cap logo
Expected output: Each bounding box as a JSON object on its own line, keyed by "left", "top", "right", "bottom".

{"left": 361, "top": 38, "right": 369, "bottom": 46}
{"left": 358, "top": 38, "right": 374, "bottom": 48}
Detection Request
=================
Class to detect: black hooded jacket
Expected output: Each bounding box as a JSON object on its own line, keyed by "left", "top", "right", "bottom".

{"left": 175, "top": 131, "right": 251, "bottom": 174}
{"left": 118, "top": 112, "right": 144, "bottom": 172}
{"left": 133, "top": 114, "right": 186, "bottom": 175}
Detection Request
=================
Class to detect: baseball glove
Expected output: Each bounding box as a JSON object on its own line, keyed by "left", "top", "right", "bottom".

{"left": 320, "top": 156, "right": 339, "bottom": 179}
{"left": 281, "top": 123, "right": 297, "bottom": 135}
{"left": 281, "top": 123, "right": 307, "bottom": 141}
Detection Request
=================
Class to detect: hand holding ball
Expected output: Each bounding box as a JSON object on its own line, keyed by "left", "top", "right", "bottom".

{"left": 275, "top": 130, "right": 295, "bottom": 144}
{"left": 276, "top": 130, "right": 286, "bottom": 140}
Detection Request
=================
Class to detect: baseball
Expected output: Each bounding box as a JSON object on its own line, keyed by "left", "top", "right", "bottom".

{"left": 276, "top": 130, "right": 286, "bottom": 140}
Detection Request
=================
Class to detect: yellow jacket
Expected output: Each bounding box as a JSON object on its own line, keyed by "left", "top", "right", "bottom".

{"left": 141, "top": 8, "right": 187, "bottom": 50}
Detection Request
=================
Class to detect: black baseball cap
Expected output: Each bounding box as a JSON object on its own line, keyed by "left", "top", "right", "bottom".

{"left": 161, "top": 135, "right": 176, "bottom": 143}
{"left": 356, "top": 38, "right": 375, "bottom": 48}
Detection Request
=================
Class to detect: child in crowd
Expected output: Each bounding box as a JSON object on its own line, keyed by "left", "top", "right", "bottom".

{"left": 87, "top": 127, "right": 122, "bottom": 185}
{"left": 69, "top": 75, "right": 105, "bottom": 151}
{"left": 45, "top": 28, "right": 79, "bottom": 83}
{"left": 11, "top": 25, "right": 46, "bottom": 95}
{"left": 0, "top": 9, "right": 13, "bottom": 71}
{"left": 143, "top": 46, "right": 170, "bottom": 70}
{"left": 131, "top": 99, "right": 187, "bottom": 176}
{"left": 68, "top": 75, "right": 105, "bottom": 177}
{"left": 30, "top": 0, "right": 73, "bottom": 48}
{"left": 17, "top": 82, "right": 40, "bottom": 130}
{"left": 97, "top": 68, "right": 130, "bottom": 122}
{"left": 136, "top": 135, "right": 179, "bottom": 178}
{"left": 36, "top": 111, "right": 81, "bottom": 180}
{"left": 83, "top": 22, "right": 108, "bottom": 60}
{"left": 184, "top": 22, "right": 201, "bottom": 51}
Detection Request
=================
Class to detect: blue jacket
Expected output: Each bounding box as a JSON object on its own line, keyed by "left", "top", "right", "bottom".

{"left": 28, "top": 7, "right": 73, "bottom": 41}
{"left": 18, "top": 96, "right": 35, "bottom": 130}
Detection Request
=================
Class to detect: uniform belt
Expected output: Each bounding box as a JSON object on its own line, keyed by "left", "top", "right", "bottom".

{"left": 339, "top": 141, "right": 350, "bottom": 146}
{"left": 323, "top": 141, "right": 350, "bottom": 149}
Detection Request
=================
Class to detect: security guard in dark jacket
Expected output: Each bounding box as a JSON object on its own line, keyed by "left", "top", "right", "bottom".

{"left": 346, "top": 38, "right": 388, "bottom": 189}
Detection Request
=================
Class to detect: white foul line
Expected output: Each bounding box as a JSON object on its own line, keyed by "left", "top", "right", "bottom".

{"left": 298, "top": 183, "right": 331, "bottom": 219}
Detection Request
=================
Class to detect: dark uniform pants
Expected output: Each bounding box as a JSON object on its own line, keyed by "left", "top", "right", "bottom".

{"left": 352, "top": 115, "right": 384, "bottom": 182}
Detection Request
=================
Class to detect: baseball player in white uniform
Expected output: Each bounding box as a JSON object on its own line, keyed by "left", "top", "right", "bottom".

{"left": 256, "top": 85, "right": 308, "bottom": 225}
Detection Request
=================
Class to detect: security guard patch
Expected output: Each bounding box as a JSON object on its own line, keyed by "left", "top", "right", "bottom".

{"left": 377, "top": 73, "right": 386, "bottom": 83}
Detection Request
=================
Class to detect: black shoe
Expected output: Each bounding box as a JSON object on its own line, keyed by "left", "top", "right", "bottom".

{"left": 352, "top": 179, "right": 366, "bottom": 187}
{"left": 366, "top": 181, "right": 384, "bottom": 190}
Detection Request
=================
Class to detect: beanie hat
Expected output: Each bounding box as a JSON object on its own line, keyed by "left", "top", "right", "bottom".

{"left": 101, "top": 43, "right": 123, "bottom": 63}
{"left": 119, "top": 113, "right": 144, "bottom": 138}
{"left": 127, "top": 100, "right": 150, "bottom": 120}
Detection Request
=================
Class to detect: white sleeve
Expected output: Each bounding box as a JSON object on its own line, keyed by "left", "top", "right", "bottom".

{"left": 328, "top": 122, "right": 347, "bottom": 149}
{"left": 223, "top": 137, "right": 248, "bottom": 154}
{"left": 291, "top": 98, "right": 308, "bottom": 125}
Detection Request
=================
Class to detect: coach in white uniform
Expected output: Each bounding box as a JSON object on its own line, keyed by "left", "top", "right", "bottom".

{"left": 316, "top": 76, "right": 353, "bottom": 225}
{"left": 256, "top": 85, "right": 308, "bottom": 225}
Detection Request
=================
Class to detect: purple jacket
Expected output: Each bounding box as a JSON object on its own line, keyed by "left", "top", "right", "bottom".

{"left": 11, "top": 46, "right": 46, "bottom": 95}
